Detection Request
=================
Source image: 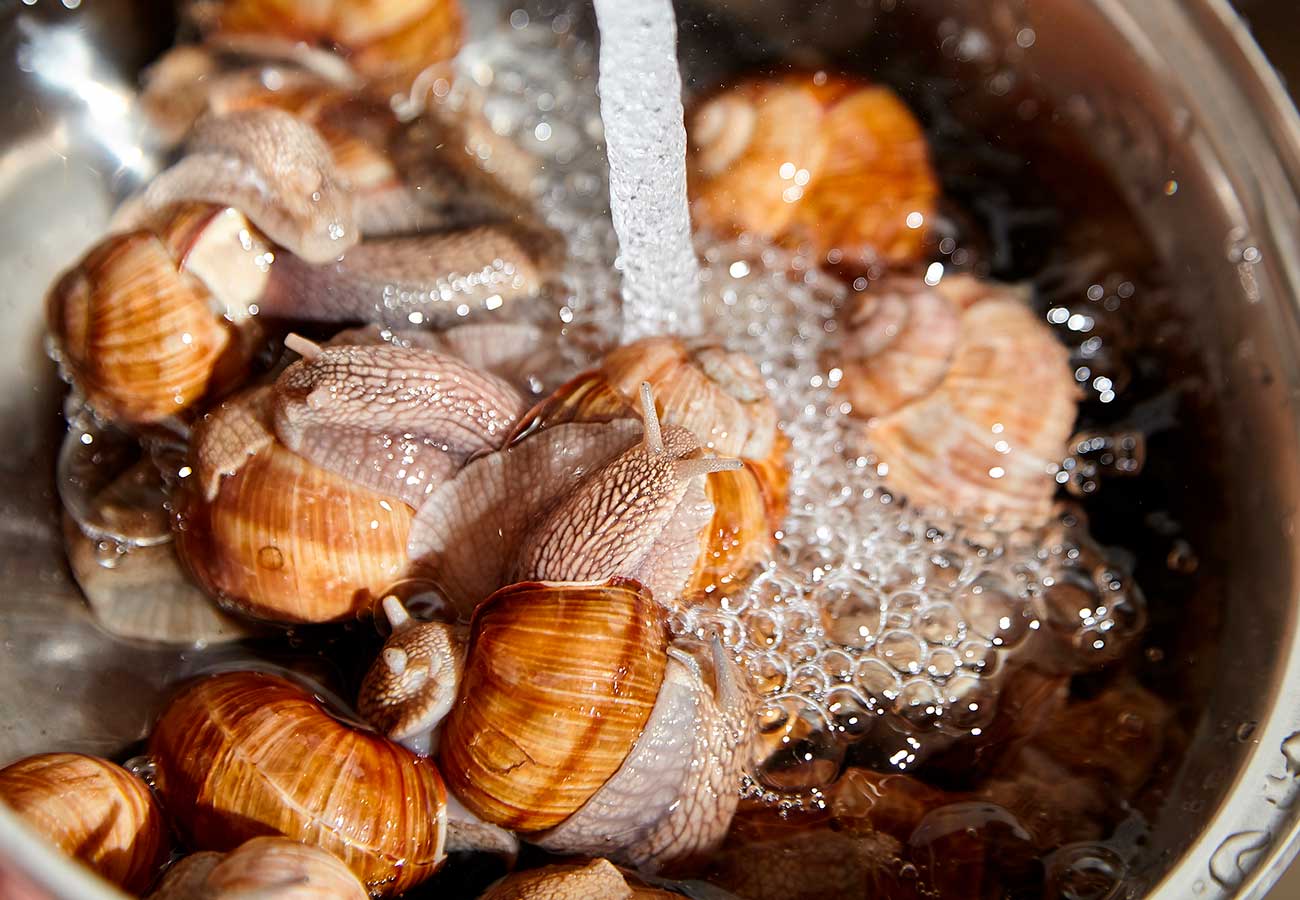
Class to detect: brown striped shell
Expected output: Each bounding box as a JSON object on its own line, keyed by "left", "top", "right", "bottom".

{"left": 192, "top": 0, "right": 464, "bottom": 91}
{"left": 0, "top": 753, "right": 170, "bottom": 894}
{"left": 175, "top": 387, "right": 414, "bottom": 623}
{"left": 148, "top": 671, "right": 447, "bottom": 896}
{"left": 439, "top": 579, "right": 668, "bottom": 832}
{"left": 601, "top": 337, "right": 777, "bottom": 459}
{"left": 148, "top": 837, "right": 369, "bottom": 900}
{"left": 45, "top": 214, "right": 260, "bottom": 425}
{"left": 842, "top": 275, "right": 1079, "bottom": 522}
{"left": 688, "top": 73, "right": 937, "bottom": 268}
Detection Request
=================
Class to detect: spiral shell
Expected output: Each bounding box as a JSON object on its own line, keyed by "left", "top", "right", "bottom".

{"left": 149, "top": 838, "right": 368, "bottom": 900}
{"left": 0, "top": 753, "right": 170, "bottom": 893}
{"left": 440, "top": 579, "right": 668, "bottom": 832}
{"left": 176, "top": 387, "right": 414, "bottom": 623}
{"left": 46, "top": 227, "right": 244, "bottom": 425}
{"left": 841, "top": 275, "right": 1078, "bottom": 522}
{"left": 149, "top": 671, "right": 447, "bottom": 896}
{"left": 601, "top": 337, "right": 777, "bottom": 459}
{"left": 688, "top": 73, "right": 937, "bottom": 268}
{"left": 195, "top": 0, "right": 464, "bottom": 89}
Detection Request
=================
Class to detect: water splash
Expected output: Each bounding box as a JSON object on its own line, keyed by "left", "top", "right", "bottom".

{"left": 592, "top": 0, "right": 703, "bottom": 341}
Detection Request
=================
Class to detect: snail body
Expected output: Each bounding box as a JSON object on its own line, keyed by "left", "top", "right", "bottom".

{"left": 688, "top": 73, "right": 937, "bottom": 269}
{"left": 833, "top": 275, "right": 1078, "bottom": 522}
{"left": 149, "top": 837, "right": 368, "bottom": 900}
{"left": 0, "top": 753, "right": 170, "bottom": 894}
{"left": 176, "top": 386, "right": 414, "bottom": 623}
{"left": 410, "top": 383, "right": 740, "bottom": 616}
{"left": 479, "top": 859, "right": 676, "bottom": 900}
{"left": 148, "top": 671, "right": 447, "bottom": 896}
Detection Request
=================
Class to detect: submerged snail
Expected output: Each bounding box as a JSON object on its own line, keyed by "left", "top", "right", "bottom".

{"left": 149, "top": 837, "right": 369, "bottom": 900}
{"left": 0, "top": 753, "right": 170, "bottom": 894}
{"left": 507, "top": 337, "right": 789, "bottom": 599}
{"left": 439, "top": 578, "right": 755, "bottom": 871}
{"left": 687, "top": 72, "right": 938, "bottom": 268}
{"left": 831, "top": 274, "right": 1078, "bottom": 522}
{"left": 47, "top": 203, "right": 269, "bottom": 425}
{"left": 410, "top": 380, "right": 743, "bottom": 616}
{"left": 148, "top": 671, "right": 447, "bottom": 896}
{"left": 190, "top": 0, "right": 464, "bottom": 93}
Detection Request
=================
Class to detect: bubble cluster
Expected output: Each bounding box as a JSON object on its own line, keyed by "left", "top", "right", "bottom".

{"left": 458, "top": 9, "right": 1147, "bottom": 790}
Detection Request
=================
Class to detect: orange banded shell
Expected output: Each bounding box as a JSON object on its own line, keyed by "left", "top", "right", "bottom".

{"left": 198, "top": 0, "right": 464, "bottom": 88}
{"left": 148, "top": 671, "right": 447, "bottom": 896}
{"left": 176, "top": 389, "right": 414, "bottom": 623}
{"left": 440, "top": 579, "right": 668, "bottom": 831}
{"left": 47, "top": 229, "right": 240, "bottom": 425}
{"left": 688, "top": 73, "right": 937, "bottom": 268}
{"left": 0, "top": 753, "right": 170, "bottom": 894}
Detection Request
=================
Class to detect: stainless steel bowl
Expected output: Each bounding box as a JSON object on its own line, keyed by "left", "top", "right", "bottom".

{"left": 1, "top": 1, "right": 1298, "bottom": 897}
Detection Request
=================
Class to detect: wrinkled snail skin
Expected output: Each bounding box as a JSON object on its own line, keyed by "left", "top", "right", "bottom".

{"left": 258, "top": 223, "right": 555, "bottom": 329}
{"left": 148, "top": 837, "right": 369, "bottom": 900}
{"left": 177, "top": 386, "right": 414, "bottom": 623}
{"left": 358, "top": 594, "right": 466, "bottom": 754}
{"left": 272, "top": 337, "right": 529, "bottom": 507}
{"left": 838, "top": 275, "right": 1078, "bottom": 522}
{"left": 133, "top": 109, "right": 358, "bottom": 265}
{"left": 410, "top": 385, "right": 740, "bottom": 616}
{"left": 478, "top": 859, "right": 634, "bottom": 900}
{"left": 0, "top": 753, "right": 170, "bottom": 894}
{"left": 148, "top": 671, "right": 448, "bottom": 896}
{"left": 440, "top": 579, "right": 669, "bottom": 833}
{"left": 535, "top": 639, "right": 756, "bottom": 872}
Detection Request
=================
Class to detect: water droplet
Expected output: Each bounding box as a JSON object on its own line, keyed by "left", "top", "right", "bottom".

{"left": 1208, "top": 830, "right": 1270, "bottom": 888}
{"left": 257, "top": 546, "right": 284, "bottom": 570}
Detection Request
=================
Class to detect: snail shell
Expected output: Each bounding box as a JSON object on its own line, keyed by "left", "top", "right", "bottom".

{"left": 0, "top": 753, "right": 170, "bottom": 893}
{"left": 148, "top": 837, "right": 368, "bottom": 900}
{"left": 440, "top": 579, "right": 668, "bottom": 832}
{"left": 176, "top": 386, "right": 414, "bottom": 623}
{"left": 193, "top": 0, "right": 464, "bottom": 91}
{"left": 45, "top": 211, "right": 261, "bottom": 425}
{"left": 839, "top": 275, "right": 1078, "bottom": 522}
{"left": 148, "top": 671, "right": 447, "bottom": 896}
{"left": 688, "top": 73, "right": 937, "bottom": 268}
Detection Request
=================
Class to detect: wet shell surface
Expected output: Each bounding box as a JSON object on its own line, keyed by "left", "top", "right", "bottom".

{"left": 601, "top": 336, "right": 777, "bottom": 459}
{"left": 148, "top": 671, "right": 447, "bottom": 896}
{"left": 687, "top": 73, "right": 937, "bottom": 268}
{"left": 841, "top": 275, "right": 1078, "bottom": 522}
{"left": 440, "top": 579, "right": 668, "bottom": 832}
{"left": 0, "top": 753, "right": 170, "bottom": 894}
{"left": 148, "top": 837, "right": 369, "bottom": 900}
{"left": 46, "top": 230, "right": 237, "bottom": 425}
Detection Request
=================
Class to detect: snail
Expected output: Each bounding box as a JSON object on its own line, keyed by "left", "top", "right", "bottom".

{"left": 190, "top": 0, "right": 464, "bottom": 96}
{"left": 0, "top": 753, "right": 170, "bottom": 894}
{"left": 46, "top": 203, "right": 269, "bottom": 425}
{"left": 358, "top": 594, "right": 465, "bottom": 755}
{"left": 148, "top": 837, "right": 368, "bottom": 900}
{"left": 507, "top": 337, "right": 789, "bottom": 599}
{"left": 410, "top": 382, "right": 743, "bottom": 616}
{"left": 175, "top": 385, "right": 415, "bottom": 622}
{"left": 271, "top": 334, "right": 529, "bottom": 506}
{"left": 126, "top": 108, "right": 359, "bottom": 265}
{"left": 479, "top": 859, "right": 679, "bottom": 900}
{"left": 148, "top": 670, "right": 447, "bottom": 896}
{"left": 438, "top": 579, "right": 754, "bottom": 872}
{"left": 687, "top": 72, "right": 938, "bottom": 269}
{"left": 830, "top": 274, "right": 1078, "bottom": 522}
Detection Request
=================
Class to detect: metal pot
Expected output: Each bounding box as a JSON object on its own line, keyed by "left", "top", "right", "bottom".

{"left": 0, "top": 1, "right": 1298, "bottom": 897}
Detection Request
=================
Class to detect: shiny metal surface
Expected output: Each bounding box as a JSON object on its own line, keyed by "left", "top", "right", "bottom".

{"left": 1, "top": 0, "right": 1299, "bottom": 898}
